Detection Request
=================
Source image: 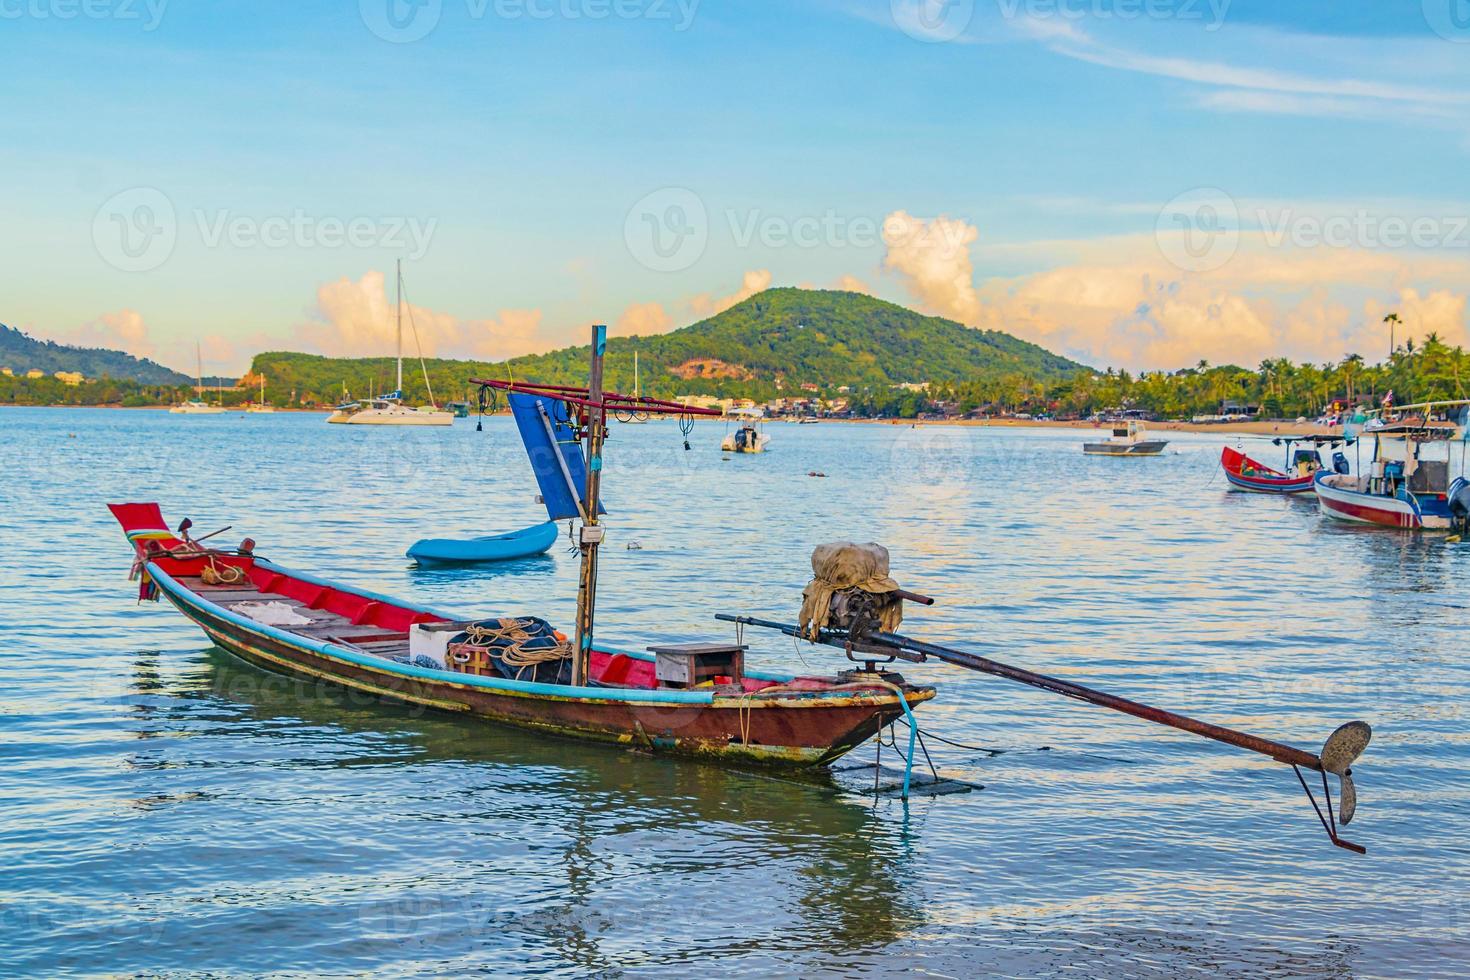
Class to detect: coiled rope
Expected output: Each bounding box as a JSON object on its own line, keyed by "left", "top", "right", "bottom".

{"left": 458, "top": 619, "right": 572, "bottom": 680}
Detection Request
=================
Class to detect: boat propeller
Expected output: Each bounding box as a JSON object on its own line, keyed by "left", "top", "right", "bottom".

{"left": 1291, "top": 720, "right": 1372, "bottom": 852}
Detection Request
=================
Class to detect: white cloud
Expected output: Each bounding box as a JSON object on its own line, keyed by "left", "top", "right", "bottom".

{"left": 875, "top": 208, "right": 1470, "bottom": 370}
{"left": 38, "top": 309, "right": 155, "bottom": 359}
{"left": 613, "top": 301, "right": 674, "bottom": 337}
{"left": 689, "top": 269, "right": 773, "bottom": 319}
{"left": 881, "top": 211, "right": 981, "bottom": 323}
{"left": 299, "top": 270, "right": 544, "bottom": 361}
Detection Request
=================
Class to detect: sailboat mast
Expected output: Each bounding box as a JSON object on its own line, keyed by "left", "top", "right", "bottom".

{"left": 634, "top": 349, "right": 640, "bottom": 399}
{"left": 395, "top": 259, "right": 403, "bottom": 394}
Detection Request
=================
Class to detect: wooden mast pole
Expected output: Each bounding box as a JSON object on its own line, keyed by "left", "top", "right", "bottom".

{"left": 572, "top": 324, "right": 608, "bottom": 686}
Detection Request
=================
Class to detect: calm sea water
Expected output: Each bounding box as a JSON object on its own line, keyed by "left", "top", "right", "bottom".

{"left": 2, "top": 407, "right": 1467, "bottom": 978}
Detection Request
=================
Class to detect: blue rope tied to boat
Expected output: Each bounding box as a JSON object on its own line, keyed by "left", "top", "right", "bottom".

{"left": 871, "top": 679, "right": 917, "bottom": 800}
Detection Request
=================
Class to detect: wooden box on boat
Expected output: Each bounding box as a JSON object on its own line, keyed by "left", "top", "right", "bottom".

{"left": 650, "top": 643, "right": 747, "bottom": 688}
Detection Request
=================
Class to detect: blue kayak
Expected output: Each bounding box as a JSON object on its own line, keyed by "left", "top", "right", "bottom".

{"left": 407, "top": 521, "right": 560, "bottom": 565}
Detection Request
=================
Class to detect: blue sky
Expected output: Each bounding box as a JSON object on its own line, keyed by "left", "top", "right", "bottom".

{"left": 3, "top": 0, "right": 1468, "bottom": 373}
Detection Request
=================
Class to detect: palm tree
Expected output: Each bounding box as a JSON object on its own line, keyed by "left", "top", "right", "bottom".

{"left": 1342, "top": 353, "right": 1364, "bottom": 405}
{"left": 1383, "top": 312, "right": 1401, "bottom": 358}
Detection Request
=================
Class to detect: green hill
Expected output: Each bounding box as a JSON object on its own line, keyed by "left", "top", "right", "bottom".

{"left": 0, "top": 324, "right": 189, "bottom": 384}
{"left": 256, "top": 288, "right": 1087, "bottom": 407}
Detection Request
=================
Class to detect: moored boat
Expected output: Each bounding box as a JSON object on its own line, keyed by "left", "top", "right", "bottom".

{"left": 1221, "top": 435, "right": 1351, "bottom": 494}
{"left": 407, "top": 521, "right": 560, "bottom": 565}
{"left": 327, "top": 260, "right": 453, "bottom": 426}
{"left": 1083, "top": 419, "right": 1167, "bottom": 456}
{"left": 1315, "top": 400, "right": 1470, "bottom": 530}
{"left": 170, "top": 342, "right": 227, "bottom": 414}
{"left": 722, "top": 409, "right": 770, "bottom": 453}
{"left": 327, "top": 396, "right": 453, "bottom": 425}
{"left": 110, "top": 502, "right": 931, "bottom": 767}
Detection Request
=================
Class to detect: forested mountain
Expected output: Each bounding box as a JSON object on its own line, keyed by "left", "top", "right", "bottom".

{"left": 255, "top": 288, "right": 1087, "bottom": 407}
{"left": 0, "top": 324, "right": 188, "bottom": 384}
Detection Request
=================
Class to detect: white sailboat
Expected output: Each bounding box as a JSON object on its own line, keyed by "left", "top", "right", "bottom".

{"left": 170, "top": 343, "right": 226, "bottom": 415}
{"left": 327, "top": 260, "right": 452, "bottom": 426}
{"left": 245, "top": 373, "right": 275, "bottom": 413}
{"left": 621, "top": 350, "right": 649, "bottom": 423}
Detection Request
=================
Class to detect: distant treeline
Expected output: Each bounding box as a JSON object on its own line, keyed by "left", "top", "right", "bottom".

{"left": 930, "top": 333, "right": 1467, "bottom": 419}
{"left": 0, "top": 374, "right": 196, "bottom": 407}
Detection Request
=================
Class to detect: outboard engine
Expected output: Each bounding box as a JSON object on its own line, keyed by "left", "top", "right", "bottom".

{"left": 1449, "top": 481, "right": 1470, "bottom": 523}
{"left": 1333, "top": 452, "right": 1350, "bottom": 475}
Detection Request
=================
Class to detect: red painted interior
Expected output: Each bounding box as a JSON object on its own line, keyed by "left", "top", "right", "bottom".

{"left": 112, "top": 502, "right": 829, "bottom": 693}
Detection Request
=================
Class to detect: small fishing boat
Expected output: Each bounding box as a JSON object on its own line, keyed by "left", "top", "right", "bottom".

{"left": 407, "top": 521, "right": 559, "bottom": 565}
{"left": 1082, "top": 419, "right": 1167, "bottom": 456}
{"left": 110, "top": 503, "right": 928, "bottom": 767}
{"left": 722, "top": 409, "right": 770, "bottom": 453}
{"left": 444, "top": 401, "right": 472, "bottom": 419}
{"left": 1315, "top": 400, "right": 1470, "bottom": 530}
{"left": 1221, "top": 435, "right": 1351, "bottom": 494}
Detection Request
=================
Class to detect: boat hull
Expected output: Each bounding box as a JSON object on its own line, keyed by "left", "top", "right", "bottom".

{"left": 1083, "top": 440, "right": 1168, "bottom": 456}
{"left": 1220, "top": 447, "right": 1315, "bottom": 494}
{"left": 161, "top": 571, "right": 921, "bottom": 767}
{"left": 1314, "top": 473, "right": 1453, "bottom": 529}
{"left": 327, "top": 409, "right": 453, "bottom": 426}
{"left": 407, "top": 521, "right": 560, "bottom": 565}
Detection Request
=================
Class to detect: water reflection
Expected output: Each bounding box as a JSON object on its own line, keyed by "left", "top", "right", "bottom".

{"left": 109, "top": 647, "right": 926, "bottom": 971}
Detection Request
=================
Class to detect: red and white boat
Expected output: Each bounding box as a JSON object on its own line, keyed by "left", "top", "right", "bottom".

{"left": 1314, "top": 401, "right": 1470, "bottom": 530}
{"left": 1220, "top": 436, "right": 1350, "bottom": 495}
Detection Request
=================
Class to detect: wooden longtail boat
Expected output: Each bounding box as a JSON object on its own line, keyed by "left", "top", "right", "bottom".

{"left": 111, "top": 502, "right": 933, "bottom": 768}
{"left": 1220, "top": 436, "right": 1350, "bottom": 494}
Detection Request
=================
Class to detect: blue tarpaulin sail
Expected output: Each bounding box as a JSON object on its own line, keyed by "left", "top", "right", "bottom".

{"left": 508, "top": 392, "right": 606, "bottom": 521}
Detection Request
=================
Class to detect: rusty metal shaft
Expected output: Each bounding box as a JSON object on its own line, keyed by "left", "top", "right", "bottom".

{"left": 868, "top": 630, "right": 1324, "bottom": 772}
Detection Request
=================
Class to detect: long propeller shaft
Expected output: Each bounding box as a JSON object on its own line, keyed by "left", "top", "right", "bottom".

{"left": 716, "top": 614, "right": 1322, "bottom": 771}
